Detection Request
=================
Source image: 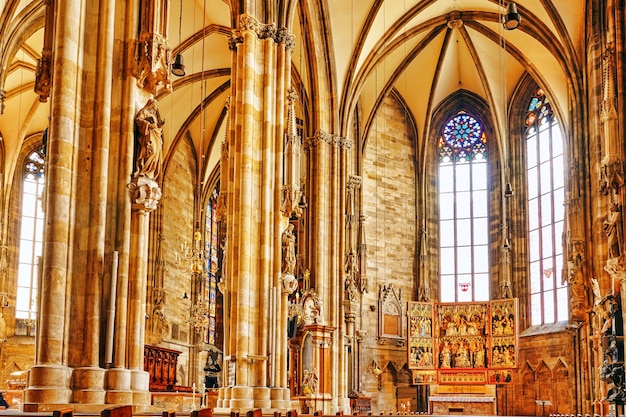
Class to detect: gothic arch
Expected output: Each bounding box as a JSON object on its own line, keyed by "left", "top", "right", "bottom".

{"left": 5, "top": 132, "right": 45, "bottom": 336}
{"left": 420, "top": 91, "right": 504, "bottom": 300}
{"left": 0, "top": 1, "right": 45, "bottom": 95}
{"left": 552, "top": 358, "right": 573, "bottom": 413}
{"left": 519, "top": 361, "right": 537, "bottom": 416}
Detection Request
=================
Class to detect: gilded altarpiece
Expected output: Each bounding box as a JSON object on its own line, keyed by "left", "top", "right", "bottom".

{"left": 408, "top": 300, "right": 518, "bottom": 385}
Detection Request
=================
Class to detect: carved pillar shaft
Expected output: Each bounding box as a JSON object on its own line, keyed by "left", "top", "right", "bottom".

{"left": 220, "top": 14, "right": 291, "bottom": 410}
{"left": 304, "top": 131, "right": 334, "bottom": 313}
{"left": 127, "top": 178, "right": 161, "bottom": 405}
{"left": 280, "top": 276, "right": 298, "bottom": 388}
{"left": 83, "top": 0, "right": 116, "bottom": 368}
{"left": 104, "top": 0, "right": 141, "bottom": 405}
{"left": 127, "top": 207, "right": 151, "bottom": 404}
{"left": 70, "top": 0, "right": 117, "bottom": 403}
{"left": 230, "top": 27, "right": 257, "bottom": 399}
{"left": 24, "top": 0, "right": 82, "bottom": 406}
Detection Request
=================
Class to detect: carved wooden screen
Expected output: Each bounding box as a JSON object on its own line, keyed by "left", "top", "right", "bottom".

{"left": 408, "top": 299, "right": 518, "bottom": 385}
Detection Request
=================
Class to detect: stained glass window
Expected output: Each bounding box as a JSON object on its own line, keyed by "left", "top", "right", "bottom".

{"left": 17, "top": 147, "right": 45, "bottom": 335}
{"left": 204, "top": 184, "right": 220, "bottom": 345}
{"left": 525, "top": 88, "right": 566, "bottom": 325}
{"left": 438, "top": 113, "right": 489, "bottom": 302}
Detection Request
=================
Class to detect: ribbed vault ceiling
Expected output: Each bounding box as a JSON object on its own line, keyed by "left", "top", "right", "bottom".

{"left": 0, "top": 0, "right": 585, "bottom": 187}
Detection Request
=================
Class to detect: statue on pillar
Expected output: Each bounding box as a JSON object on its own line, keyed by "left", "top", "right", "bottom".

{"left": 282, "top": 224, "right": 297, "bottom": 276}
{"left": 344, "top": 251, "right": 358, "bottom": 302}
{"left": 134, "top": 99, "right": 164, "bottom": 180}
{"left": 604, "top": 203, "right": 623, "bottom": 259}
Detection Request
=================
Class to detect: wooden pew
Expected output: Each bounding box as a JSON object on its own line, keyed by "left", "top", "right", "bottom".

{"left": 53, "top": 409, "right": 74, "bottom": 417}
{"left": 246, "top": 409, "right": 262, "bottom": 417}
{"left": 101, "top": 405, "right": 132, "bottom": 417}
{"left": 191, "top": 408, "right": 214, "bottom": 417}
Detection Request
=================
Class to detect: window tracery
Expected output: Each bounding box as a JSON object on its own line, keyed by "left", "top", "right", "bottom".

{"left": 438, "top": 112, "right": 489, "bottom": 302}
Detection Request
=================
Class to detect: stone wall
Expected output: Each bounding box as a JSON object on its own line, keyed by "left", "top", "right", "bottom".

{"left": 361, "top": 92, "right": 417, "bottom": 413}
{"left": 509, "top": 325, "right": 577, "bottom": 416}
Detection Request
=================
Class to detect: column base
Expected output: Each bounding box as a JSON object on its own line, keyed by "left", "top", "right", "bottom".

{"left": 130, "top": 369, "right": 151, "bottom": 406}
{"left": 223, "top": 386, "right": 255, "bottom": 410}
{"left": 216, "top": 386, "right": 231, "bottom": 409}
{"left": 106, "top": 368, "right": 133, "bottom": 404}
{"left": 251, "top": 386, "right": 271, "bottom": 409}
{"left": 270, "top": 387, "right": 292, "bottom": 410}
{"left": 24, "top": 364, "right": 72, "bottom": 404}
{"left": 336, "top": 396, "right": 350, "bottom": 414}
{"left": 72, "top": 367, "right": 106, "bottom": 404}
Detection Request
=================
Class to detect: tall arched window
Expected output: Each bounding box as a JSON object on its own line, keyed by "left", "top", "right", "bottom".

{"left": 17, "top": 147, "right": 45, "bottom": 335}
{"left": 438, "top": 112, "right": 489, "bottom": 302}
{"left": 525, "top": 88, "right": 566, "bottom": 325}
{"left": 204, "top": 184, "right": 220, "bottom": 346}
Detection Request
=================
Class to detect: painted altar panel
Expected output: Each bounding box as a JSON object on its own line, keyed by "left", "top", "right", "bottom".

{"left": 408, "top": 302, "right": 435, "bottom": 369}
{"left": 489, "top": 298, "right": 518, "bottom": 369}
{"left": 407, "top": 299, "right": 519, "bottom": 384}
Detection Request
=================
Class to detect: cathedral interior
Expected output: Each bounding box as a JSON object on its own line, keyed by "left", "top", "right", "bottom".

{"left": 0, "top": 0, "right": 623, "bottom": 415}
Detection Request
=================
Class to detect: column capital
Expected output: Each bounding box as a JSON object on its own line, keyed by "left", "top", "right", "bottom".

{"left": 128, "top": 177, "right": 162, "bottom": 212}
{"left": 276, "top": 28, "right": 296, "bottom": 53}
{"left": 229, "top": 15, "right": 294, "bottom": 52}
{"left": 338, "top": 136, "right": 352, "bottom": 150}
{"left": 281, "top": 273, "right": 298, "bottom": 295}
{"left": 348, "top": 175, "right": 362, "bottom": 189}
{"left": 304, "top": 129, "right": 342, "bottom": 149}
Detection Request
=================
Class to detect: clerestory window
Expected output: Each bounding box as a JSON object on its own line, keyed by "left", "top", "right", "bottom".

{"left": 438, "top": 112, "right": 489, "bottom": 302}
{"left": 525, "top": 88, "right": 566, "bottom": 325}
{"left": 17, "top": 147, "right": 45, "bottom": 335}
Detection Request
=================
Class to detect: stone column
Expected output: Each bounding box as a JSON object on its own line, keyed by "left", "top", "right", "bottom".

{"left": 127, "top": 177, "right": 162, "bottom": 405}
{"left": 225, "top": 22, "right": 257, "bottom": 411}
{"left": 303, "top": 131, "right": 334, "bottom": 304}
{"left": 219, "top": 14, "right": 292, "bottom": 411}
{"left": 104, "top": 0, "right": 141, "bottom": 404}
{"left": 24, "top": 0, "right": 82, "bottom": 406}
{"left": 71, "top": 0, "right": 118, "bottom": 403}
{"left": 277, "top": 274, "right": 298, "bottom": 408}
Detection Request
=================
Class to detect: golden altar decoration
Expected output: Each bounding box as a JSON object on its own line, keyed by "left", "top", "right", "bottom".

{"left": 408, "top": 299, "right": 518, "bottom": 385}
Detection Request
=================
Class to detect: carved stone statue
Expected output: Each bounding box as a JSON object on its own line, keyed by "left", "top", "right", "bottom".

{"left": 604, "top": 203, "right": 623, "bottom": 259}
{"left": 344, "top": 251, "right": 359, "bottom": 302}
{"left": 302, "top": 291, "right": 322, "bottom": 325}
{"left": 134, "top": 99, "right": 164, "bottom": 180}
{"left": 282, "top": 224, "right": 297, "bottom": 276}
{"left": 302, "top": 367, "right": 319, "bottom": 394}
{"left": 345, "top": 275, "right": 358, "bottom": 302}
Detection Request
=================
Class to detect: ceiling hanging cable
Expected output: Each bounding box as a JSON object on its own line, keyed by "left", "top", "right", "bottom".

{"left": 501, "top": 0, "right": 515, "bottom": 198}
{"left": 172, "top": 0, "right": 186, "bottom": 76}
{"left": 198, "top": 0, "right": 208, "bottom": 235}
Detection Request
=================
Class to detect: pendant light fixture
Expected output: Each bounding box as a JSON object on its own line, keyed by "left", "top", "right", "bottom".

{"left": 503, "top": 2, "right": 522, "bottom": 30}
{"left": 171, "top": 0, "right": 186, "bottom": 76}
